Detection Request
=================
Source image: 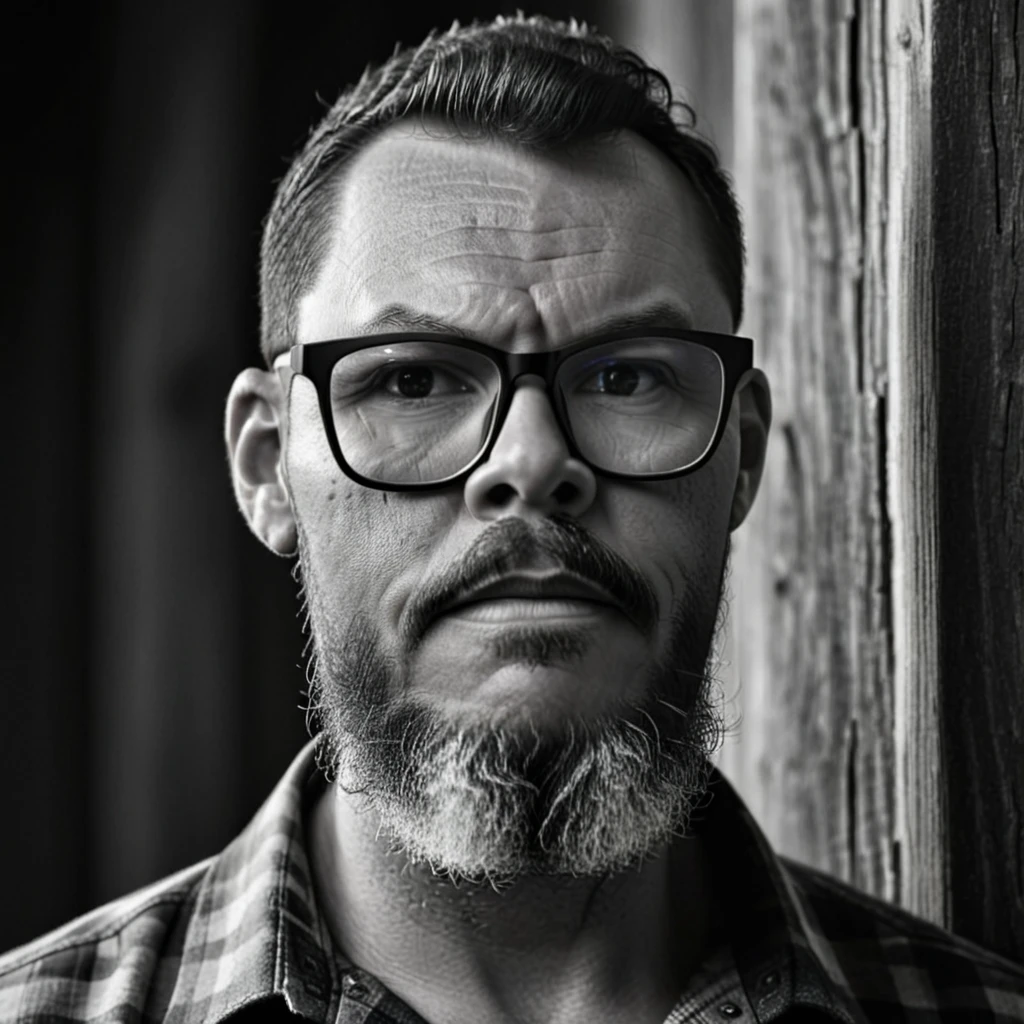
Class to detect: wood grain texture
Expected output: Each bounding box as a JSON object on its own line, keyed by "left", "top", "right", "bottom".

{"left": 724, "top": 0, "right": 951, "bottom": 921}
{"left": 931, "top": 0, "right": 1024, "bottom": 962}
{"left": 867, "top": 0, "right": 948, "bottom": 928}
{"left": 728, "top": 0, "right": 892, "bottom": 895}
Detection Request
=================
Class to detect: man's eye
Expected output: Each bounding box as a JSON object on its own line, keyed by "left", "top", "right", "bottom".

{"left": 577, "top": 361, "right": 665, "bottom": 396}
{"left": 382, "top": 364, "right": 471, "bottom": 399}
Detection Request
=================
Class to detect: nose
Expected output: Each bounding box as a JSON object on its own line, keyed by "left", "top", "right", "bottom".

{"left": 463, "top": 375, "right": 598, "bottom": 521}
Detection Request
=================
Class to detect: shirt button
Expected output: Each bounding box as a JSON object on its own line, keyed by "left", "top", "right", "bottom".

{"left": 303, "top": 977, "right": 327, "bottom": 999}
{"left": 718, "top": 1003, "right": 743, "bottom": 1018}
{"left": 342, "top": 973, "right": 370, "bottom": 1001}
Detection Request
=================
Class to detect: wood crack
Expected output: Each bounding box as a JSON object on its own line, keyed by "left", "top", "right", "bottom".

{"left": 989, "top": 1, "right": 1003, "bottom": 235}
{"left": 847, "top": 717, "right": 860, "bottom": 883}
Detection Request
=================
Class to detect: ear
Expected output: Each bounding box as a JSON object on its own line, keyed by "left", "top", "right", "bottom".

{"left": 728, "top": 368, "right": 773, "bottom": 531}
{"left": 225, "top": 367, "right": 297, "bottom": 556}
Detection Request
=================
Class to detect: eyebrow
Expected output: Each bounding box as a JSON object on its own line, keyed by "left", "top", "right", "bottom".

{"left": 357, "top": 300, "right": 697, "bottom": 342}
{"left": 359, "top": 305, "right": 477, "bottom": 339}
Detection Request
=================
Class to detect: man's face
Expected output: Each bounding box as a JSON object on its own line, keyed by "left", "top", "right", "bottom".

{"left": 230, "top": 118, "right": 770, "bottom": 882}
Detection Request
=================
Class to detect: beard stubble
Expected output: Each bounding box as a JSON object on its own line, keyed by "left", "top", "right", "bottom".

{"left": 297, "top": 516, "right": 731, "bottom": 886}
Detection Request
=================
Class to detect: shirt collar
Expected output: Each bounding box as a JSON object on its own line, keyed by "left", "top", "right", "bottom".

{"left": 165, "top": 740, "right": 344, "bottom": 1024}
{"left": 698, "top": 770, "right": 871, "bottom": 1024}
{"left": 165, "top": 739, "right": 869, "bottom": 1024}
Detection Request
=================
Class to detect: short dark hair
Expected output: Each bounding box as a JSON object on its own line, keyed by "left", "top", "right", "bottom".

{"left": 259, "top": 13, "right": 744, "bottom": 366}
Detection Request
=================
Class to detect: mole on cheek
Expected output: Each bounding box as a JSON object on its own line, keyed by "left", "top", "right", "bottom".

{"left": 327, "top": 492, "right": 336, "bottom": 502}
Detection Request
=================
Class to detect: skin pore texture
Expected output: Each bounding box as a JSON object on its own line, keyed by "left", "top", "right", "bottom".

{"left": 226, "top": 119, "right": 772, "bottom": 1024}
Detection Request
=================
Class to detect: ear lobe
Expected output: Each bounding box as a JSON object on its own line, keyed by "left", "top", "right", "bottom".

{"left": 728, "top": 369, "right": 773, "bottom": 532}
{"left": 225, "top": 367, "right": 297, "bottom": 556}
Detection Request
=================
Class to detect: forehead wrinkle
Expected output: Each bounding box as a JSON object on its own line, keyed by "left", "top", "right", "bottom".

{"left": 340, "top": 221, "right": 700, "bottom": 287}
{"left": 342, "top": 167, "right": 534, "bottom": 213}
{"left": 528, "top": 277, "right": 726, "bottom": 344}
{"left": 340, "top": 186, "right": 697, "bottom": 256}
{"left": 336, "top": 157, "right": 698, "bottom": 272}
{"left": 402, "top": 222, "right": 691, "bottom": 253}
{"left": 530, "top": 270, "right": 719, "bottom": 306}
{"left": 345, "top": 187, "right": 688, "bottom": 235}
{"left": 381, "top": 183, "right": 535, "bottom": 201}
{"left": 347, "top": 194, "right": 531, "bottom": 219}
{"left": 306, "top": 124, "right": 729, "bottom": 347}
{"left": 340, "top": 249, "right": 693, "bottom": 307}
{"left": 413, "top": 248, "right": 699, "bottom": 277}
{"left": 343, "top": 149, "right": 689, "bottom": 230}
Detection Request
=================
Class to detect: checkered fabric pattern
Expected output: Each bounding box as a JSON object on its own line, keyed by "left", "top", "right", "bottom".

{"left": 1, "top": 739, "right": 1022, "bottom": 1023}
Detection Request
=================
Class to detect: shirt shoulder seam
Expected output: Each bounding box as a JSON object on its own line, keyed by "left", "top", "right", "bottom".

{"left": 0, "top": 876, "right": 205, "bottom": 978}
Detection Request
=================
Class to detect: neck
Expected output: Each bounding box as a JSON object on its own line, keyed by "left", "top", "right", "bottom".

{"left": 307, "top": 782, "right": 717, "bottom": 1024}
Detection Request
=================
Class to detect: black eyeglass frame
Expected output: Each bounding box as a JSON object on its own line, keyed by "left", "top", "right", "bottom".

{"left": 281, "top": 327, "right": 754, "bottom": 492}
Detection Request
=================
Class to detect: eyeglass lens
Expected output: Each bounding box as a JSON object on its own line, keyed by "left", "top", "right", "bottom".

{"left": 328, "top": 338, "right": 725, "bottom": 485}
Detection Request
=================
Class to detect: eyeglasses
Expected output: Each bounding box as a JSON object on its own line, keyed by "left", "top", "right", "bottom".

{"left": 280, "top": 328, "right": 753, "bottom": 492}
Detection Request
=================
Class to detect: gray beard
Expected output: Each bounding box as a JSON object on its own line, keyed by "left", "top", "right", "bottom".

{"left": 296, "top": 526, "right": 731, "bottom": 886}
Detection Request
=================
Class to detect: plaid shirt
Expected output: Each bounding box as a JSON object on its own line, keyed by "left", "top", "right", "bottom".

{"left": 2, "top": 740, "right": 1021, "bottom": 1023}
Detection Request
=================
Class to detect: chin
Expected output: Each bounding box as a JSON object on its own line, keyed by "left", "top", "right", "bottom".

{"left": 456, "top": 665, "right": 637, "bottom": 729}
{"left": 412, "top": 621, "right": 652, "bottom": 721}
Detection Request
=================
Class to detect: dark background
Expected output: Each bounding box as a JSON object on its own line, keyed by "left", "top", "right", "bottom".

{"left": 1, "top": 1, "right": 621, "bottom": 951}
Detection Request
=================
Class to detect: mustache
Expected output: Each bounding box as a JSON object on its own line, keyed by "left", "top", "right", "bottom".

{"left": 402, "top": 514, "right": 660, "bottom": 647}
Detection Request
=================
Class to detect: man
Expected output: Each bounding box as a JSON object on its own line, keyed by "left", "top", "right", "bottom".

{"left": 2, "top": 13, "right": 1021, "bottom": 1024}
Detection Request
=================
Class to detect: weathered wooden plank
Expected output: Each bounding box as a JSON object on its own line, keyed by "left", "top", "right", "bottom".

{"left": 867, "top": 0, "right": 948, "bottom": 931}
{"left": 931, "top": 0, "right": 1024, "bottom": 962}
{"left": 724, "top": 0, "right": 926, "bottom": 914}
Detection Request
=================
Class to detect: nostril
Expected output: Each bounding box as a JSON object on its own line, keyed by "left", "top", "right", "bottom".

{"left": 486, "top": 482, "right": 517, "bottom": 507}
{"left": 485, "top": 481, "right": 578, "bottom": 508}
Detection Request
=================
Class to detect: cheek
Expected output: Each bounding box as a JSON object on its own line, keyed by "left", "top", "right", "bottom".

{"left": 284, "top": 382, "right": 406, "bottom": 605}
{"left": 601, "top": 463, "right": 734, "bottom": 616}
{"left": 286, "top": 395, "right": 461, "bottom": 623}
{"left": 602, "top": 401, "right": 740, "bottom": 546}
{"left": 294, "top": 485, "right": 437, "bottom": 631}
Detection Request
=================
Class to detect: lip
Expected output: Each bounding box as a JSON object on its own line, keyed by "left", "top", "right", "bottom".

{"left": 438, "top": 571, "right": 621, "bottom": 619}
{"left": 445, "top": 597, "right": 613, "bottom": 625}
